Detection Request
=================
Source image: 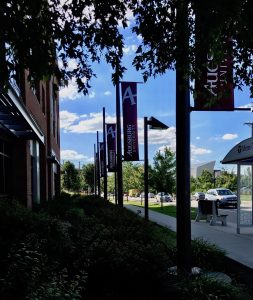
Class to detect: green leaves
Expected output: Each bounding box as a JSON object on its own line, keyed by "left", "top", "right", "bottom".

{"left": 149, "top": 147, "right": 176, "bottom": 194}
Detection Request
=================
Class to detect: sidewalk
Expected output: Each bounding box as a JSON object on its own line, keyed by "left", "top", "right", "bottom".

{"left": 125, "top": 204, "right": 253, "bottom": 270}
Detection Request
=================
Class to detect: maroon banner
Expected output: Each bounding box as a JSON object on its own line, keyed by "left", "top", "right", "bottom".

{"left": 121, "top": 82, "right": 139, "bottom": 161}
{"left": 194, "top": 50, "right": 234, "bottom": 111}
{"left": 99, "top": 142, "right": 105, "bottom": 177}
{"left": 106, "top": 123, "right": 116, "bottom": 172}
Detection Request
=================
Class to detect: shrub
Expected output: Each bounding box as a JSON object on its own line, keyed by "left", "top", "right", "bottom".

{"left": 192, "top": 238, "right": 226, "bottom": 271}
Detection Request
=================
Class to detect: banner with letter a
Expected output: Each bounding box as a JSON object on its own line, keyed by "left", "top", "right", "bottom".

{"left": 121, "top": 82, "right": 139, "bottom": 161}
{"left": 106, "top": 123, "right": 116, "bottom": 172}
{"left": 99, "top": 142, "right": 105, "bottom": 177}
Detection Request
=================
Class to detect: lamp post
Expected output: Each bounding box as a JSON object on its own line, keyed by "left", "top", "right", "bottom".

{"left": 144, "top": 117, "right": 169, "bottom": 220}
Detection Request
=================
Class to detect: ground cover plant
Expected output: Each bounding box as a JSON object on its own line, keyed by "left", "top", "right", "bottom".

{"left": 0, "top": 194, "right": 252, "bottom": 299}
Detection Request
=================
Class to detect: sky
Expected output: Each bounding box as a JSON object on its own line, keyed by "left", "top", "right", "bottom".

{"left": 59, "top": 16, "right": 253, "bottom": 174}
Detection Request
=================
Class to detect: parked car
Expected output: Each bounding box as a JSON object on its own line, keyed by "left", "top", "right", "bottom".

{"left": 139, "top": 192, "right": 155, "bottom": 198}
{"left": 205, "top": 188, "right": 237, "bottom": 208}
{"left": 161, "top": 194, "right": 173, "bottom": 202}
{"left": 155, "top": 192, "right": 173, "bottom": 202}
{"left": 156, "top": 192, "right": 165, "bottom": 200}
{"left": 193, "top": 192, "right": 206, "bottom": 201}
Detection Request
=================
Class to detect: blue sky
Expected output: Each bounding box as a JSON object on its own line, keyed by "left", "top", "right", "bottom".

{"left": 59, "top": 16, "right": 253, "bottom": 173}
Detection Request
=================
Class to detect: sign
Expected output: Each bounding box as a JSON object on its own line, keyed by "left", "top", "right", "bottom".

{"left": 222, "top": 138, "right": 253, "bottom": 164}
{"left": 100, "top": 142, "right": 105, "bottom": 177}
{"left": 195, "top": 50, "right": 234, "bottom": 111}
{"left": 106, "top": 123, "right": 116, "bottom": 172}
{"left": 121, "top": 82, "right": 139, "bottom": 161}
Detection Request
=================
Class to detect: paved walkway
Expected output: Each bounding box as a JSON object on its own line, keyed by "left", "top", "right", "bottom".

{"left": 125, "top": 204, "right": 253, "bottom": 269}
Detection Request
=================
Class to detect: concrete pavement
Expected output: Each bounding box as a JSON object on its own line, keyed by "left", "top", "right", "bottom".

{"left": 125, "top": 204, "right": 253, "bottom": 270}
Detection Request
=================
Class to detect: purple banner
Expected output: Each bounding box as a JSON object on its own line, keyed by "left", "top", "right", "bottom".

{"left": 106, "top": 123, "right": 116, "bottom": 172}
{"left": 121, "top": 82, "right": 139, "bottom": 161}
{"left": 194, "top": 51, "right": 234, "bottom": 111}
{"left": 99, "top": 142, "right": 105, "bottom": 177}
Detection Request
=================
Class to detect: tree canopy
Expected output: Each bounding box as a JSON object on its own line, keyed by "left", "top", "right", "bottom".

{"left": 191, "top": 169, "right": 237, "bottom": 193}
{"left": 122, "top": 161, "right": 144, "bottom": 194}
{"left": 149, "top": 148, "right": 176, "bottom": 195}
{"left": 2, "top": 1, "right": 253, "bottom": 95}
{"left": 61, "top": 161, "right": 81, "bottom": 192}
{"left": 81, "top": 163, "right": 95, "bottom": 193}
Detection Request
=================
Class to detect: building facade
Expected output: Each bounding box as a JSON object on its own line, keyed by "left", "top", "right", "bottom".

{"left": 0, "top": 71, "right": 60, "bottom": 208}
{"left": 191, "top": 161, "right": 216, "bottom": 178}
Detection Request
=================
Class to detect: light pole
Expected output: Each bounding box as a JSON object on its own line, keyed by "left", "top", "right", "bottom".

{"left": 144, "top": 117, "right": 169, "bottom": 220}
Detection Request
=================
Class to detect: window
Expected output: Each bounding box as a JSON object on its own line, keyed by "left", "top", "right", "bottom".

{"left": 0, "top": 140, "right": 11, "bottom": 195}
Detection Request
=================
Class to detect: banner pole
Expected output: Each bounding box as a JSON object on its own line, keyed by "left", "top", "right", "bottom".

{"left": 94, "top": 143, "right": 97, "bottom": 195}
{"left": 97, "top": 131, "right": 101, "bottom": 196}
{"left": 116, "top": 82, "right": 123, "bottom": 207}
{"left": 103, "top": 107, "right": 108, "bottom": 201}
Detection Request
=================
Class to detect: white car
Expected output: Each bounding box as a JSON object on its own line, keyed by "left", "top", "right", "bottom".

{"left": 156, "top": 192, "right": 173, "bottom": 202}
{"left": 205, "top": 188, "right": 237, "bottom": 208}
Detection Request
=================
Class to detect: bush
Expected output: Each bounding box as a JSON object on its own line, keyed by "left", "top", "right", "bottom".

{"left": 192, "top": 238, "right": 226, "bottom": 271}
{"left": 0, "top": 199, "right": 86, "bottom": 300}
{"left": 174, "top": 276, "right": 252, "bottom": 300}
{"left": 0, "top": 195, "right": 252, "bottom": 300}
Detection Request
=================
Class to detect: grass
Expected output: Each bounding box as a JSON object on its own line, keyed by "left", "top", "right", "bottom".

{"left": 240, "top": 194, "right": 252, "bottom": 201}
{"left": 124, "top": 200, "right": 198, "bottom": 220}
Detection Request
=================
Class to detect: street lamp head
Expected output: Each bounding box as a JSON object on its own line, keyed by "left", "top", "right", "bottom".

{"left": 148, "top": 117, "right": 169, "bottom": 130}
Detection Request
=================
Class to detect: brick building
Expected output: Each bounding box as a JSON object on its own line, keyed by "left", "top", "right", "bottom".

{"left": 0, "top": 72, "right": 60, "bottom": 207}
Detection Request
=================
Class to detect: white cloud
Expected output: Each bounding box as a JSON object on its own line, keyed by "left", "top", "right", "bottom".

{"left": 123, "top": 44, "right": 137, "bottom": 55}
{"left": 118, "top": 9, "right": 134, "bottom": 27}
{"left": 68, "top": 59, "right": 77, "bottom": 70}
{"left": 60, "top": 110, "right": 79, "bottom": 129}
{"left": 137, "top": 34, "right": 143, "bottom": 41}
{"left": 222, "top": 133, "right": 238, "bottom": 140}
{"left": 191, "top": 144, "right": 212, "bottom": 155}
{"left": 196, "top": 136, "right": 200, "bottom": 140}
{"left": 238, "top": 103, "right": 253, "bottom": 109}
{"left": 104, "top": 90, "right": 112, "bottom": 96}
{"left": 59, "top": 78, "right": 82, "bottom": 100}
{"left": 89, "top": 91, "right": 96, "bottom": 98}
{"left": 61, "top": 111, "right": 116, "bottom": 133}
{"left": 61, "top": 149, "right": 86, "bottom": 160}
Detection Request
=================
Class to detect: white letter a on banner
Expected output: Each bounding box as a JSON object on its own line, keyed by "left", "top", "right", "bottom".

{"left": 122, "top": 86, "right": 136, "bottom": 105}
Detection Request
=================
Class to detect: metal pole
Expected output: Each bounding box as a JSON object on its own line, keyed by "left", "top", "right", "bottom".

{"left": 94, "top": 144, "right": 97, "bottom": 195}
{"left": 237, "top": 163, "right": 241, "bottom": 234}
{"left": 103, "top": 107, "right": 108, "bottom": 201}
{"left": 97, "top": 131, "right": 101, "bottom": 196}
{"left": 116, "top": 82, "right": 123, "bottom": 207}
{"left": 144, "top": 117, "right": 149, "bottom": 220}
{"left": 175, "top": 0, "right": 191, "bottom": 273}
{"left": 114, "top": 171, "right": 118, "bottom": 205}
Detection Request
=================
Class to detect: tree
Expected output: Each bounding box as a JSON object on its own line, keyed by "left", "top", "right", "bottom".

{"left": 194, "top": 170, "right": 214, "bottom": 192}
{"left": 81, "top": 163, "right": 95, "bottom": 194}
{"left": 2, "top": 1, "right": 253, "bottom": 94}
{"left": 0, "top": 0, "right": 129, "bottom": 92}
{"left": 215, "top": 170, "right": 237, "bottom": 191}
{"left": 61, "top": 161, "right": 81, "bottom": 192}
{"left": 149, "top": 148, "right": 176, "bottom": 195}
{"left": 122, "top": 162, "right": 144, "bottom": 197}
{"left": 107, "top": 173, "right": 116, "bottom": 194}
